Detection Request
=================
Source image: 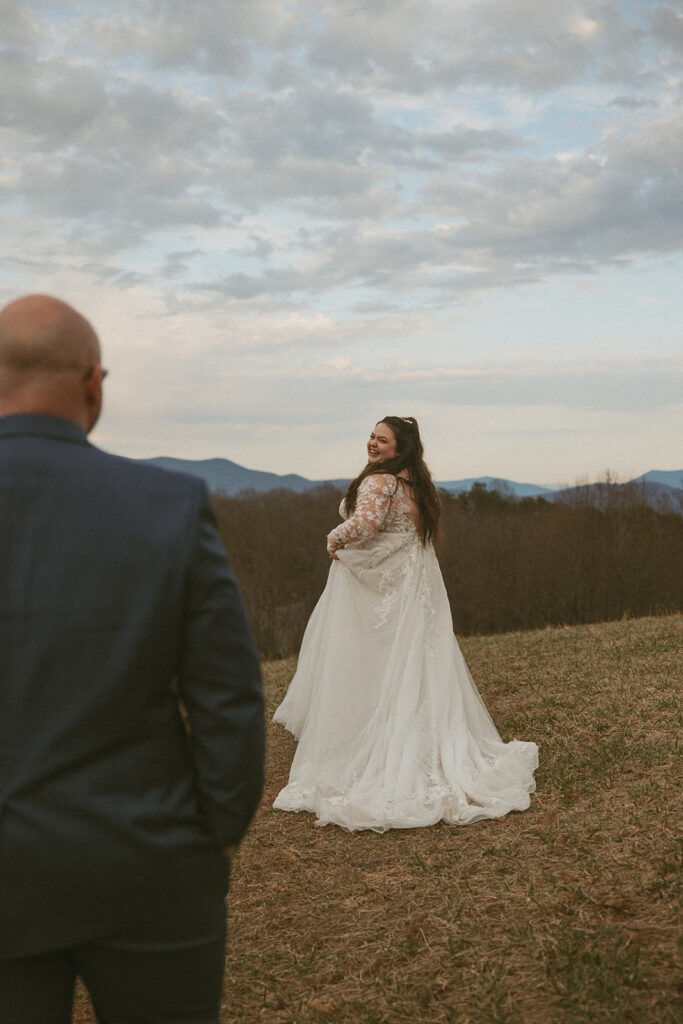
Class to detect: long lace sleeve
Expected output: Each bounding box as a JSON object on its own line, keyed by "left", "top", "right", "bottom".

{"left": 327, "top": 475, "right": 396, "bottom": 555}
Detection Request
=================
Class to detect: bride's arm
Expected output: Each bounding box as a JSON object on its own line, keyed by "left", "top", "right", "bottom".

{"left": 327, "top": 474, "right": 396, "bottom": 557}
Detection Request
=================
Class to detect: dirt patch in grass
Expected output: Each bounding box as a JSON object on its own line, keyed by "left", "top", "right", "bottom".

{"left": 72, "top": 614, "right": 681, "bottom": 1023}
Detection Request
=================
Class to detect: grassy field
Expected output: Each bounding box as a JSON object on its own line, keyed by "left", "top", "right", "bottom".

{"left": 73, "top": 614, "right": 681, "bottom": 1023}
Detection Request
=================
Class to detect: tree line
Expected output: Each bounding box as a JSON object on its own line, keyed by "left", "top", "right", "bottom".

{"left": 212, "top": 479, "right": 683, "bottom": 660}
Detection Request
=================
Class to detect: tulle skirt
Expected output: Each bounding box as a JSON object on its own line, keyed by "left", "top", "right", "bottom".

{"left": 273, "top": 532, "right": 538, "bottom": 832}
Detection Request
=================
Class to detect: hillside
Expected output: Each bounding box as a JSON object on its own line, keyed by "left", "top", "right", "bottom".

{"left": 636, "top": 470, "right": 683, "bottom": 489}
{"left": 140, "top": 455, "right": 346, "bottom": 495}
{"left": 73, "top": 614, "right": 682, "bottom": 1024}
{"left": 438, "top": 475, "right": 554, "bottom": 497}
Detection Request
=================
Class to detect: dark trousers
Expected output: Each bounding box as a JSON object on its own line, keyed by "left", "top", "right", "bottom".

{"left": 0, "top": 920, "right": 226, "bottom": 1024}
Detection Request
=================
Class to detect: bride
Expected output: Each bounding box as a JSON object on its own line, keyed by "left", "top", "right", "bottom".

{"left": 273, "top": 416, "right": 538, "bottom": 832}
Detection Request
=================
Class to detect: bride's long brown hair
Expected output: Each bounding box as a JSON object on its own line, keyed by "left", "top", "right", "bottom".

{"left": 344, "top": 416, "right": 441, "bottom": 544}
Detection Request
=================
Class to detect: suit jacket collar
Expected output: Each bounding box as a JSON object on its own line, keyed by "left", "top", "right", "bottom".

{"left": 0, "top": 413, "right": 90, "bottom": 447}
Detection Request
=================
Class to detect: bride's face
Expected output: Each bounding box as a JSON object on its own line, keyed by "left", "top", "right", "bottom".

{"left": 367, "top": 422, "right": 397, "bottom": 464}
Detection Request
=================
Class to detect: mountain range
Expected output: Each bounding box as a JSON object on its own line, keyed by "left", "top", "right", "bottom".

{"left": 139, "top": 457, "right": 683, "bottom": 503}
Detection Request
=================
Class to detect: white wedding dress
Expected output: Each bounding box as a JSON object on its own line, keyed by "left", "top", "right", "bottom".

{"left": 273, "top": 474, "right": 538, "bottom": 832}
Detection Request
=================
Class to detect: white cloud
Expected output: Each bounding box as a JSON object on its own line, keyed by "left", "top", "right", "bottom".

{"left": 0, "top": 0, "right": 41, "bottom": 48}
{"left": 651, "top": 5, "right": 683, "bottom": 55}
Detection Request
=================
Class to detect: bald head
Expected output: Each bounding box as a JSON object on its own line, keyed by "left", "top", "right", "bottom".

{"left": 0, "top": 294, "right": 100, "bottom": 372}
{"left": 0, "top": 295, "right": 105, "bottom": 432}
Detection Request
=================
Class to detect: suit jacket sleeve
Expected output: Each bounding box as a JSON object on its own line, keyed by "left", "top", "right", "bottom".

{"left": 178, "top": 483, "right": 265, "bottom": 849}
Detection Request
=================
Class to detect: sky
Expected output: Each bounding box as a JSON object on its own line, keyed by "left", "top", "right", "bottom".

{"left": 1, "top": 0, "right": 682, "bottom": 486}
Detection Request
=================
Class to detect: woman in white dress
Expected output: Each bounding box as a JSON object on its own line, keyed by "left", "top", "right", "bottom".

{"left": 273, "top": 416, "right": 538, "bottom": 832}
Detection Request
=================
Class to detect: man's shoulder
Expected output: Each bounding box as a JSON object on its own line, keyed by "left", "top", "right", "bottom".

{"left": 96, "top": 448, "right": 208, "bottom": 493}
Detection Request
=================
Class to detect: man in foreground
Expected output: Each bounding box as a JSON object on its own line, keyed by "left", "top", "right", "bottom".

{"left": 0, "top": 295, "right": 265, "bottom": 1023}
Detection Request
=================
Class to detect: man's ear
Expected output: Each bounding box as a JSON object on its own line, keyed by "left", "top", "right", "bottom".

{"left": 84, "top": 372, "right": 100, "bottom": 406}
{"left": 82, "top": 366, "right": 104, "bottom": 431}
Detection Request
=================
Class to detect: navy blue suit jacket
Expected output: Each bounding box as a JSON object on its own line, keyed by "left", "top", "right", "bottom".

{"left": 0, "top": 414, "right": 264, "bottom": 958}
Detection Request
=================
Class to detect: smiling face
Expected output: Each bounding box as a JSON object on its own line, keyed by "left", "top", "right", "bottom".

{"left": 367, "top": 422, "right": 398, "bottom": 464}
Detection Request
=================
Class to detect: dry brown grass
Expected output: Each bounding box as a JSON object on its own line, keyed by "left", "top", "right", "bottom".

{"left": 72, "top": 614, "right": 682, "bottom": 1023}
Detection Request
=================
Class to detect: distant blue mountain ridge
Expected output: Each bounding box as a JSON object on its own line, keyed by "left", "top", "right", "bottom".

{"left": 139, "top": 457, "right": 682, "bottom": 504}
{"left": 436, "top": 476, "right": 553, "bottom": 498}
{"left": 633, "top": 470, "right": 683, "bottom": 489}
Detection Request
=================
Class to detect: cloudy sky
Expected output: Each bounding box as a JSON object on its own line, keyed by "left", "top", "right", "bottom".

{"left": 2, "top": 0, "right": 681, "bottom": 485}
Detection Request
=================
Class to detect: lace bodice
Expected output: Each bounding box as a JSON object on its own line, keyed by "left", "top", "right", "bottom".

{"left": 327, "top": 474, "right": 418, "bottom": 555}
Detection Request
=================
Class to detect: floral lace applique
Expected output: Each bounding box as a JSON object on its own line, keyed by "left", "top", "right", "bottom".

{"left": 327, "top": 474, "right": 423, "bottom": 630}
{"left": 327, "top": 475, "right": 405, "bottom": 554}
{"left": 375, "top": 537, "right": 419, "bottom": 628}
